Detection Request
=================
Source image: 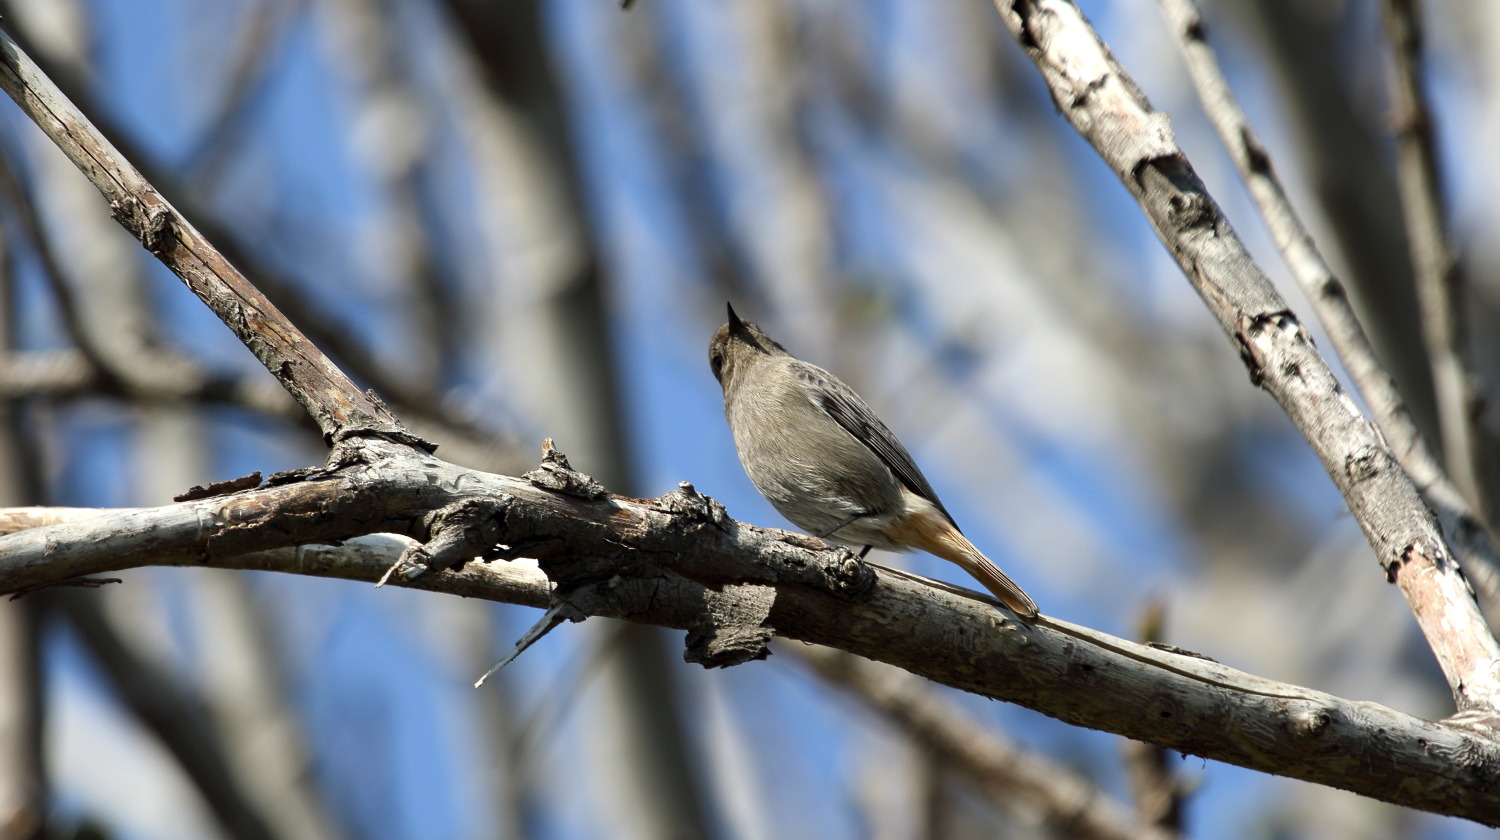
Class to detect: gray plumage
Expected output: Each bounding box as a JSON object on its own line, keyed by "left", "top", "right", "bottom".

{"left": 709, "top": 303, "right": 1038, "bottom": 617}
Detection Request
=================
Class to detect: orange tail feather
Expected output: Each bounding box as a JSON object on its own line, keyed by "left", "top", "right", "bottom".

{"left": 886, "top": 508, "right": 1039, "bottom": 619}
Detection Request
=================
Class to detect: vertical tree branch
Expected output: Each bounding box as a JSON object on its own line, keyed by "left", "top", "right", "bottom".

{"left": 1120, "top": 602, "right": 1188, "bottom": 833}
{"left": 0, "top": 600, "right": 41, "bottom": 840}
{"left": 989, "top": 0, "right": 1500, "bottom": 712}
{"left": 1155, "top": 0, "right": 1500, "bottom": 613}
{"left": 1379, "top": 0, "right": 1483, "bottom": 513}
{"left": 1232, "top": 0, "right": 1438, "bottom": 447}
{"left": 436, "top": 6, "right": 718, "bottom": 836}
{"left": 51, "top": 593, "right": 282, "bottom": 840}
{"left": 0, "top": 166, "right": 46, "bottom": 840}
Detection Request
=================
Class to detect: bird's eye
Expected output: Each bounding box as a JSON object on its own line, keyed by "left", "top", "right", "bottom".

{"left": 709, "top": 349, "right": 724, "bottom": 378}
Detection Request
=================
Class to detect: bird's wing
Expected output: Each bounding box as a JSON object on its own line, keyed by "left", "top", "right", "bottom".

{"left": 792, "top": 362, "right": 958, "bottom": 526}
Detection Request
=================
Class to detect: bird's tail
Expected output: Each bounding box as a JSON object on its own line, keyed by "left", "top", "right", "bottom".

{"left": 887, "top": 507, "right": 1039, "bottom": 619}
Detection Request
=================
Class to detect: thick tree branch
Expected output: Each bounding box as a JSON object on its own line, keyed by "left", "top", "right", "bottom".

{"left": 990, "top": 0, "right": 1500, "bottom": 713}
{"left": 0, "top": 448, "right": 1496, "bottom": 823}
{"left": 1155, "top": 0, "right": 1500, "bottom": 616}
{"left": 0, "top": 26, "right": 422, "bottom": 449}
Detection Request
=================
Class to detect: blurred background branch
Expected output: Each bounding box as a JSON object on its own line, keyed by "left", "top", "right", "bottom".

{"left": 1379, "top": 0, "right": 1483, "bottom": 517}
{"left": 791, "top": 642, "right": 1185, "bottom": 840}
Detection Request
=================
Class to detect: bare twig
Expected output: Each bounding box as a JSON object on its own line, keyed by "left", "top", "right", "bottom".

{"left": 6, "top": 575, "right": 119, "bottom": 599}
{"left": 989, "top": 0, "right": 1500, "bottom": 712}
{"left": 0, "top": 27, "right": 422, "bottom": 449}
{"left": 474, "top": 599, "right": 575, "bottom": 687}
{"left": 1380, "top": 0, "right": 1481, "bottom": 512}
{"left": 1155, "top": 0, "right": 1500, "bottom": 613}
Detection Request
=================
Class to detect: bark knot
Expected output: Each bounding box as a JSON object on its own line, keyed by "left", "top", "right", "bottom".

{"left": 1290, "top": 705, "right": 1333, "bottom": 737}
{"left": 1344, "top": 447, "right": 1382, "bottom": 483}
{"left": 525, "top": 439, "right": 606, "bottom": 500}
{"left": 1234, "top": 309, "right": 1304, "bottom": 387}
{"left": 659, "top": 481, "right": 729, "bottom": 529}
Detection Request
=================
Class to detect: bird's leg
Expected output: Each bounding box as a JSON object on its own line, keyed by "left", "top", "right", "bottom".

{"left": 814, "top": 512, "right": 863, "bottom": 539}
{"left": 858, "top": 545, "right": 872, "bottom": 559}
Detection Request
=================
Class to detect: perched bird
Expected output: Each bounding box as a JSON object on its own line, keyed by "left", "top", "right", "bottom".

{"left": 708, "top": 303, "right": 1038, "bottom": 618}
